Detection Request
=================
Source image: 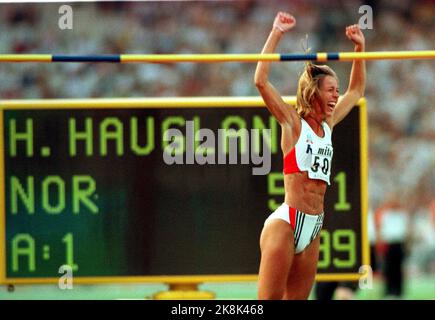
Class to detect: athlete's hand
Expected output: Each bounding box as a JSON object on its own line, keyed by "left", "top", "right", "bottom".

{"left": 345, "top": 24, "right": 365, "bottom": 49}
{"left": 273, "top": 12, "right": 296, "bottom": 34}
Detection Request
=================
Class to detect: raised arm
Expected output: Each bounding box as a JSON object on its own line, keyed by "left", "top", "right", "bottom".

{"left": 254, "top": 12, "right": 299, "bottom": 127}
{"left": 331, "top": 24, "right": 366, "bottom": 127}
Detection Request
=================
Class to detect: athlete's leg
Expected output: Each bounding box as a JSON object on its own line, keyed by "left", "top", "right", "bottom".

{"left": 258, "top": 219, "right": 294, "bottom": 300}
{"left": 283, "top": 235, "right": 320, "bottom": 300}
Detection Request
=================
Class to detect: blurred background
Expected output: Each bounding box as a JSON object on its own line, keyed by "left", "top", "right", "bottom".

{"left": 0, "top": 0, "right": 434, "bottom": 299}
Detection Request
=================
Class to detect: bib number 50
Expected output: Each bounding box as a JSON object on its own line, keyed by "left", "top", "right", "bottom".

{"left": 311, "top": 155, "right": 330, "bottom": 175}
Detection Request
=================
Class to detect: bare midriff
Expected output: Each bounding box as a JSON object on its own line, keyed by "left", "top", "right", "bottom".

{"left": 284, "top": 172, "right": 327, "bottom": 215}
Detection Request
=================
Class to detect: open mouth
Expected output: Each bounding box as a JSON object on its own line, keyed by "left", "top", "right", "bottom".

{"left": 327, "top": 102, "right": 336, "bottom": 110}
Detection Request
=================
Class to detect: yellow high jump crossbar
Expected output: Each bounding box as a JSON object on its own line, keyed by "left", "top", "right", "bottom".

{"left": 0, "top": 51, "right": 434, "bottom": 63}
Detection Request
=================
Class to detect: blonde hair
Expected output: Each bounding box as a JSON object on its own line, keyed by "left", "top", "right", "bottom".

{"left": 295, "top": 62, "right": 338, "bottom": 117}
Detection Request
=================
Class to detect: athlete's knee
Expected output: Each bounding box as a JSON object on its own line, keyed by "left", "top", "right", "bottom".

{"left": 284, "top": 282, "right": 313, "bottom": 300}
{"left": 283, "top": 291, "right": 310, "bottom": 300}
{"left": 258, "top": 288, "right": 286, "bottom": 300}
{"left": 258, "top": 275, "right": 287, "bottom": 300}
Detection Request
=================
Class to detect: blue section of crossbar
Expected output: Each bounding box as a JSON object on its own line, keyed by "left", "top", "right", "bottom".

{"left": 280, "top": 53, "right": 341, "bottom": 61}
{"left": 280, "top": 53, "right": 318, "bottom": 61}
{"left": 327, "top": 53, "right": 339, "bottom": 60}
{"left": 52, "top": 55, "right": 121, "bottom": 62}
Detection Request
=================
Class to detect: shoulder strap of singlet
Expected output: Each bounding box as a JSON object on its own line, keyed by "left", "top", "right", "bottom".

{"left": 322, "top": 121, "right": 332, "bottom": 137}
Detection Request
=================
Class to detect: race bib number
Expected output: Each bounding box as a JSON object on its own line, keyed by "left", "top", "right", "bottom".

{"left": 309, "top": 154, "right": 332, "bottom": 184}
